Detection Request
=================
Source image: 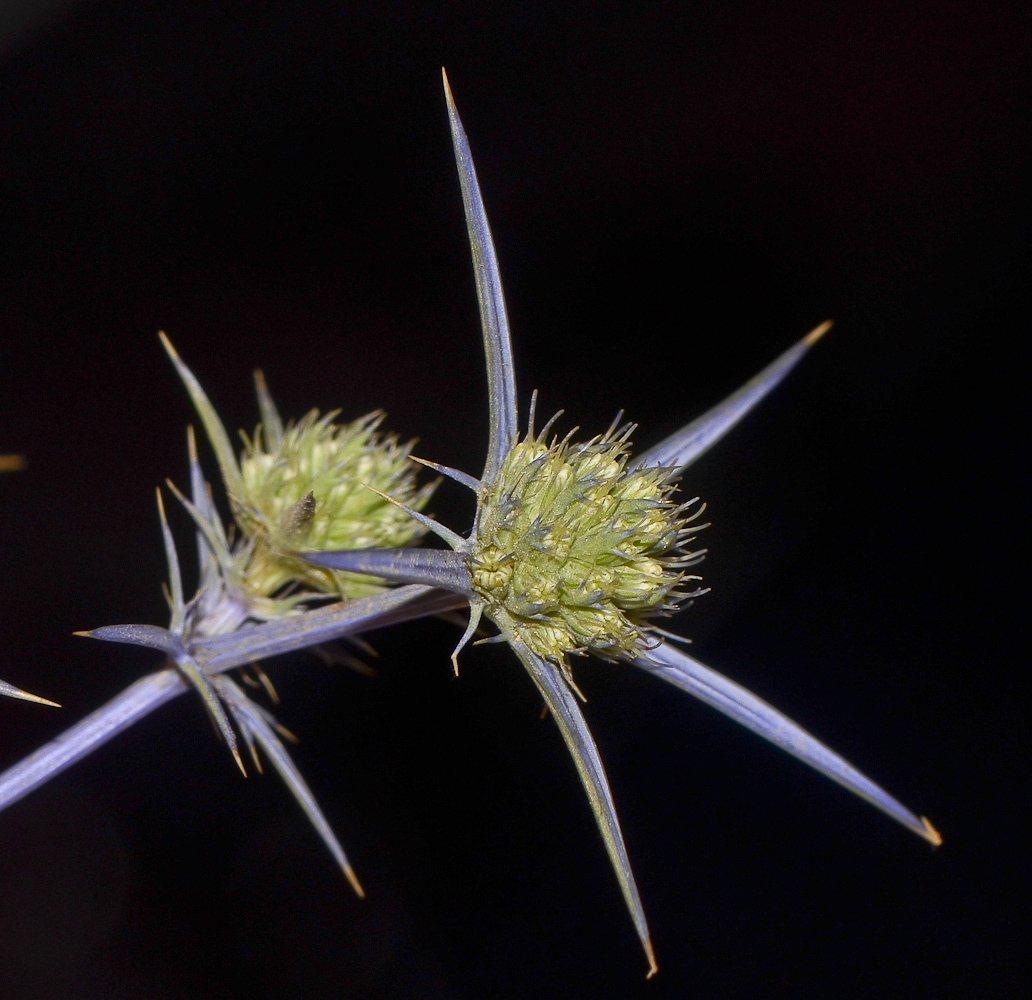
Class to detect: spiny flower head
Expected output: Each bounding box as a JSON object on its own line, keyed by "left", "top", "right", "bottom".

{"left": 159, "top": 333, "right": 433, "bottom": 609}
{"left": 470, "top": 420, "right": 706, "bottom": 664}
{"left": 236, "top": 408, "right": 433, "bottom": 600}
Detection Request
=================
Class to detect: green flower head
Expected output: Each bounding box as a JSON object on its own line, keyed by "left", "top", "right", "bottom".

{"left": 159, "top": 333, "right": 432, "bottom": 607}
{"left": 470, "top": 420, "right": 706, "bottom": 664}
{"left": 237, "top": 407, "right": 433, "bottom": 600}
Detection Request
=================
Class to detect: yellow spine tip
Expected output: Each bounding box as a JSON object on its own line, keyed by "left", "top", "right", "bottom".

{"left": 804, "top": 319, "right": 834, "bottom": 346}
{"left": 0, "top": 454, "right": 26, "bottom": 472}
{"left": 345, "top": 866, "right": 366, "bottom": 899}
{"left": 15, "top": 691, "right": 61, "bottom": 708}
{"left": 645, "top": 941, "right": 659, "bottom": 979}
{"left": 921, "top": 816, "right": 943, "bottom": 848}
{"left": 442, "top": 68, "right": 458, "bottom": 111}
{"left": 157, "top": 329, "right": 177, "bottom": 357}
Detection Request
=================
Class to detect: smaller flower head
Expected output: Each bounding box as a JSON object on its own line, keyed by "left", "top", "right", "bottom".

{"left": 469, "top": 420, "right": 706, "bottom": 664}
{"left": 160, "top": 333, "right": 433, "bottom": 611}
{"left": 236, "top": 409, "right": 433, "bottom": 600}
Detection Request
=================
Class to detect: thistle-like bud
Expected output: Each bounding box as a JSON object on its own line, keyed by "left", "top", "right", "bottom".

{"left": 161, "top": 333, "right": 434, "bottom": 610}
{"left": 469, "top": 422, "right": 706, "bottom": 664}
{"left": 236, "top": 409, "right": 433, "bottom": 600}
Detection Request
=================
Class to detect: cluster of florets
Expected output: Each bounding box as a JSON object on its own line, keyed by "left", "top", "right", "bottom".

{"left": 468, "top": 423, "right": 706, "bottom": 665}
{"left": 234, "top": 410, "right": 433, "bottom": 600}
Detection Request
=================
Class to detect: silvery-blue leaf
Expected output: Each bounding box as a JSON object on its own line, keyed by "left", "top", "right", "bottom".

{"left": 303, "top": 548, "right": 473, "bottom": 598}
{"left": 443, "top": 69, "right": 519, "bottom": 481}
{"left": 253, "top": 369, "right": 285, "bottom": 453}
{"left": 0, "top": 669, "right": 185, "bottom": 813}
{"left": 411, "top": 455, "right": 482, "bottom": 493}
{"left": 217, "top": 675, "right": 364, "bottom": 896}
{"left": 84, "top": 623, "right": 185, "bottom": 656}
{"left": 634, "top": 640, "right": 941, "bottom": 846}
{"left": 86, "top": 623, "right": 243, "bottom": 772}
{"left": 159, "top": 332, "right": 245, "bottom": 499}
{"left": 0, "top": 587, "right": 466, "bottom": 820}
{"left": 634, "top": 322, "right": 831, "bottom": 476}
{"left": 195, "top": 585, "right": 466, "bottom": 675}
{"left": 511, "top": 636, "right": 658, "bottom": 977}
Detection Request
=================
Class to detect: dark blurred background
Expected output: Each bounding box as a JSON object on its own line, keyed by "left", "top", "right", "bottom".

{"left": 0, "top": 2, "right": 1026, "bottom": 997}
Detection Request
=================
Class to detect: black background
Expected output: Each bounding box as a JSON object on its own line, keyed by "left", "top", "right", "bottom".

{"left": 0, "top": 2, "right": 1026, "bottom": 997}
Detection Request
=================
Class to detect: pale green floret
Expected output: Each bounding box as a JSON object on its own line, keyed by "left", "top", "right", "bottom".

{"left": 161, "top": 335, "right": 434, "bottom": 613}
{"left": 236, "top": 410, "right": 433, "bottom": 600}
{"left": 469, "top": 424, "right": 705, "bottom": 665}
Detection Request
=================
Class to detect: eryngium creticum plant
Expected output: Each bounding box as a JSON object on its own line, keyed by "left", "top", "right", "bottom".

{"left": 0, "top": 353, "right": 458, "bottom": 892}
{"left": 305, "top": 70, "right": 942, "bottom": 977}
{"left": 0, "top": 72, "right": 939, "bottom": 975}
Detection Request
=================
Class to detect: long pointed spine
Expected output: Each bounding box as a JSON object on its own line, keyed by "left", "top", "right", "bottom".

{"left": 410, "top": 455, "right": 482, "bottom": 493}
{"left": 187, "top": 426, "right": 221, "bottom": 593}
{"left": 634, "top": 321, "right": 831, "bottom": 475}
{"left": 509, "top": 631, "right": 657, "bottom": 977}
{"left": 156, "top": 489, "right": 186, "bottom": 635}
{"left": 635, "top": 641, "right": 941, "bottom": 846}
{"left": 165, "top": 478, "right": 233, "bottom": 570}
{"left": 85, "top": 587, "right": 466, "bottom": 676}
{"left": 0, "top": 669, "right": 185, "bottom": 813}
{"left": 253, "top": 369, "right": 285, "bottom": 452}
{"left": 156, "top": 490, "right": 244, "bottom": 772}
{"left": 443, "top": 69, "right": 519, "bottom": 482}
{"left": 0, "top": 588, "right": 467, "bottom": 820}
{"left": 355, "top": 483, "right": 468, "bottom": 551}
{"left": 173, "top": 651, "right": 245, "bottom": 775}
{"left": 159, "top": 332, "right": 245, "bottom": 498}
{"left": 217, "top": 676, "right": 365, "bottom": 896}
